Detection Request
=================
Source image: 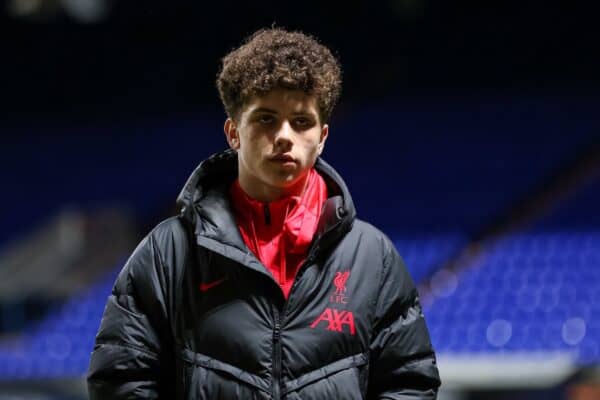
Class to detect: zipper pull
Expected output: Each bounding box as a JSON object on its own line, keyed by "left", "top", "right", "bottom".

{"left": 263, "top": 203, "right": 271, "bottom": 225}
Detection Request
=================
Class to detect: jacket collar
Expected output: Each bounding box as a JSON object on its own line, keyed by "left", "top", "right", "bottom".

{"left": 176, "top": 149, "right": 356, "bottom": 263}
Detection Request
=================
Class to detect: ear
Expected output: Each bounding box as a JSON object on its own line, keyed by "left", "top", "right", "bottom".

{"left": 224, "top": 118, "right": 240, "bottom": 150}
{"left": 317, "top": 124, "right": 329, "bottom": 156}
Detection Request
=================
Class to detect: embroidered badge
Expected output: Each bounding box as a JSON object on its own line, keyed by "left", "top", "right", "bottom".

{"left": 330, "top": 270, "right": 350, "bottom": 304}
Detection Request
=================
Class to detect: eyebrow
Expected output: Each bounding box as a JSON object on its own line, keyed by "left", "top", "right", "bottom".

{"left": 250, "top": 107, "right": 316, "bottom": 116}
{"left": 251, "top": 107, "right": 278, "bottom": 114}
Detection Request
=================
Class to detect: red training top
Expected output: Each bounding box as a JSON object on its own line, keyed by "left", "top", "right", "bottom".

{"left": 229, "top": 169, "right": 328, "bottom": 299}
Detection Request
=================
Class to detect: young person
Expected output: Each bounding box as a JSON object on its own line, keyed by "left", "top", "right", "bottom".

{"left": 88, "top": 28, "right": 441, "bottom": 399}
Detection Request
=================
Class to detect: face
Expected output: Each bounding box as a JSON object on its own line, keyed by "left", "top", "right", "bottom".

{"left": 224, "top": 88, "right": 328, "bottom": 201}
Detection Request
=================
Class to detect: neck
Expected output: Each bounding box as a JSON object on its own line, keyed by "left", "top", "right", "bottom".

{"left": 238, "top": 172, "right": 311, "bottom": 202}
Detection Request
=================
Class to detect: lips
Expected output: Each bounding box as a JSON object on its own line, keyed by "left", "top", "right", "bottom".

{"left": 270, "top": 154, "right": 296, "bottom": 163}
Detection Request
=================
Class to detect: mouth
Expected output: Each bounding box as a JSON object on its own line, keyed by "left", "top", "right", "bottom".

{"left": 269, "top": 154, "right": 296, "bottom": 163}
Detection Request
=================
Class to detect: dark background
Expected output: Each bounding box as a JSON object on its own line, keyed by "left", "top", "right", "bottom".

{"left": 2, "top": 1, "right": 599, "bottom": 120}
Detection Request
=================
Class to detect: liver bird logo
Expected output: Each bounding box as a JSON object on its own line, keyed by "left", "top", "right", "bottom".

{"left": 333, "top": 271, "right": 350, "bottom": 295}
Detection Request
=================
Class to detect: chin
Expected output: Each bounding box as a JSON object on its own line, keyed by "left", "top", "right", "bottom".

{"left": 265, "top": 174, "right": 297, "bottom": 189}
{"left": 271, "top": 176, "right": 296, "bottom": 187}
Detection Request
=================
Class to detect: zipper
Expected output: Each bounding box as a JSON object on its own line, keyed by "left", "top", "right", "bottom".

{"left": 285, "top": 244, "right": 318, "bottom": 301}
{"left": 270, "top": 247, "right": 318, "bottom": 400}
{"left": 272, "top": 310, "right": 282, "bottom": 399}
{"left": 263, "top": 203, "right": 271, "bottom": 225}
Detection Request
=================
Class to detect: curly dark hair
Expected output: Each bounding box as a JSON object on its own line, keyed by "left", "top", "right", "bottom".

{"left": 216, "top": 28, "right": 342, "bottom": 123}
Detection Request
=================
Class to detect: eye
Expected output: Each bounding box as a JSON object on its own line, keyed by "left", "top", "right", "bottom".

{"left": 293, "top": 117, "right": 314, "bottom": 129}
{"left": 257, "top": 114, "right": 275, "bottom": 124}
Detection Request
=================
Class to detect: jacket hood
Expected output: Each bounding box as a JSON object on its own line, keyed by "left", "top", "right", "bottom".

{"left": 176, "top": 149, "right": 356, "bottom": 255}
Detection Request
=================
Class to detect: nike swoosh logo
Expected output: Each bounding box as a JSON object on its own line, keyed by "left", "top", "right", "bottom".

{"left": 199, "top": 277, "right": 228, "bottom": 292}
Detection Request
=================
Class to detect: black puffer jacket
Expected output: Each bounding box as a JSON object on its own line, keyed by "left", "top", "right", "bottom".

{"left": 87, "top": 150, "right": 441, "bottom": 399}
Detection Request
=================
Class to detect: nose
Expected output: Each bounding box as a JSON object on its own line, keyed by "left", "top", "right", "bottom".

{"left": 274, "top": 120, "right": 293, "bottom": 150}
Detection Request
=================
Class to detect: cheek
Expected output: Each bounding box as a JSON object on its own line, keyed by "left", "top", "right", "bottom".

{"left": 240, "top": 134, "right": 264, "bottom": 154}
{"left": 302, "top": 137, "right": 322, "bottom": 157}
{"left": 296, "top": 146, "right": 320, "bottom": 168}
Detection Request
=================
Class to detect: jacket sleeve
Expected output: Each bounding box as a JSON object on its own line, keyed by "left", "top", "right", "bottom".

{"left": 367, "top": 237, "right": 441, "bottom": 399}
{"left": 87, "top": 232, "right": 174, "bottom": 399}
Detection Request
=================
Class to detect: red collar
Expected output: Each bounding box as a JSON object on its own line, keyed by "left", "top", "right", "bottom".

{"left": 229, "top": 169, "right": 328, "bottom": 297}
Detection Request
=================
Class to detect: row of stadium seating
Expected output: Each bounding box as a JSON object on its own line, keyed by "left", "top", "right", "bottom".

{"left": 425, "top": 177, "right": 600, "bottom": 364}
{"left": 0, "top": 270, "right": 117, "bottom": 378}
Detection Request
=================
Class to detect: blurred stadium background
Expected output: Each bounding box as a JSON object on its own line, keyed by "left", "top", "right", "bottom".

{"left": 1, "top": 1, "right": 599, "bottom": 399}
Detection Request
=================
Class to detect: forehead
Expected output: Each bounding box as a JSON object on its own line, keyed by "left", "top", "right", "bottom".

{"left": 242, "top": 88, "right": 319, "bottom": 117}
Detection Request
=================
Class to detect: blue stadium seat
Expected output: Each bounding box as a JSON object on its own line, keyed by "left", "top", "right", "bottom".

{"left": 425, "top": 177, "right": 600, "bottom": 364}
